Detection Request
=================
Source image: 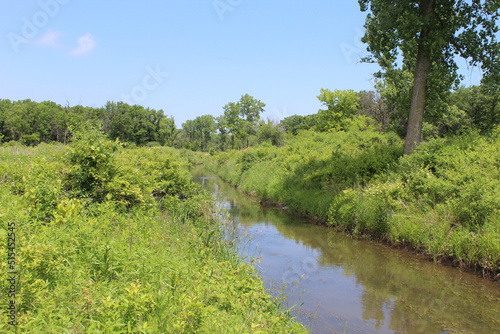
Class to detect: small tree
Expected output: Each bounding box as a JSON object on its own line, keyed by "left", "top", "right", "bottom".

{"left": 158, "top": 116, "right": 178, "bottom": 146}
{"left": 316, "top": 89, "right": 359, "bottom": 132}
{"left": 216, "top": 115, "right": 228, "bottom": 151}
{"left": 357, "top": 90, "right": 391, "bottom": 130}
{"left": 257, "top": 118, "right": 285, "bottom": 146}
{"left": 223, "top": 94, "right": 265, "bottom": 148}
{"left": 66, "top": 123, "right": 121, "bottom": 202}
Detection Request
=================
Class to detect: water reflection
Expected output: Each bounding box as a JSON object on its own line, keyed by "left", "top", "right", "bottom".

{"left": 193, "top": 170, "right": 500, "bottom": 334}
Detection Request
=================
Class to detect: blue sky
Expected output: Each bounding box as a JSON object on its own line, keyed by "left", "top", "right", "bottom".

{"left": 0, "top": 0, "right": 483, "bottom": 126}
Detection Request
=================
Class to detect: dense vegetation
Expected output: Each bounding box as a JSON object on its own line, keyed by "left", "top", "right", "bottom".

{"left": 0, "top": 100, "right": 176, "bottom": 147}
{"left": 204, "top": 123, "right": 500, "bottom": 279}
{"left": 2, "top": 81, "right": 499, "bottom": 282}
{"left": 0, "top": 128, "right": 307, "bottom": 332}
{"left": 0, "top": 4, "right": 498, "bottom": 334}
{"left": 359, "top": 0, "right": 500, "bottom": 154}
{"left": 2, "top": 81, "right": 498, "bottom": 153}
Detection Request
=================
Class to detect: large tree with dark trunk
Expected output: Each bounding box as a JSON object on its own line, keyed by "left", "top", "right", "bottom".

{"left": 359, "top": 0, "right": 500, "bottom": 154}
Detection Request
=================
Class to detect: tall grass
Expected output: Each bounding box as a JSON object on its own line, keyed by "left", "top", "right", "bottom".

{"left": 205, "top": 127, "right": 500, "bottom": 278}
{"left": 0, "top": 135, "right": 308, "bottom": 332}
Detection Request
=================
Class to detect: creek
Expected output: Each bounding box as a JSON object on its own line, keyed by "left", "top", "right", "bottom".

{"left": 192, "top": 169, "right": 500, "bottom": 334}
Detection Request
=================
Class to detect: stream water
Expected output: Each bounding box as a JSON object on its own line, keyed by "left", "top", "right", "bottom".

{"left": 192, "top": 169, "right": 500, "bottom": 334}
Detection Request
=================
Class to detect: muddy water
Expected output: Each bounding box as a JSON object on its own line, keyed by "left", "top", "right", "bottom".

{"left": 192, "top": 170, "right": 500, "bottom": 334}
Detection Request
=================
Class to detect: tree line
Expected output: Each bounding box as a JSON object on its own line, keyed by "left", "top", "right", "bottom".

{"left": 0, "top": 100, "right": 176, "bottom": 147}
{"left": 1, "top": 1, "right": 499, "bottom": 156}
{"left": 1, "top": 81, "right": 499, "bottom": 150}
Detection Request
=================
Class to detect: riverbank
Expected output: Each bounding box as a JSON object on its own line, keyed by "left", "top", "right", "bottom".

{"left": 0, "top": 133, "right": 307, "bottom": 332}
{"left": 193, "top": 170, "right": 500, "bottom": 334}
{"left": 203, "top": 129, "right": 500, "bottom": 280}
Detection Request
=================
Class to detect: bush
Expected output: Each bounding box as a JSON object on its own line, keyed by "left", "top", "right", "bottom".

{"left": 65, "top": 124, "right": 146, "bottom": 209}
{"left": 0, "top": 143, "right": 307, "bottom": 333}
{"left": 328, "top": 131, "right": 500, "bottom": 275}
{"left": 146, "top": 141, "right": 161, "bottom": 147}
{"left": 206, "top": 127, "right": 500, "bottom": 276}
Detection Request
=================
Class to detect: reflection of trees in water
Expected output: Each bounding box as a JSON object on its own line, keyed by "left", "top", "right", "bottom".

{"left": 195, "top": 172, "right": 500, "bottom": 334}
{"left": 260, "top": 212, "right": 500, "bottom": 333}
{"left": 324, "top": 231, "right": 499, "bottom": 334}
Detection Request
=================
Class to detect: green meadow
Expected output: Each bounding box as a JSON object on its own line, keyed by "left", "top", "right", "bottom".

{"left": 0, "top": 127, "right": 307, "bottom": 333}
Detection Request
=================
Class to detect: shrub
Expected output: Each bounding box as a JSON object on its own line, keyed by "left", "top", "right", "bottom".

{"left": 65, "top": 124, "right": 145, "bottom": 208}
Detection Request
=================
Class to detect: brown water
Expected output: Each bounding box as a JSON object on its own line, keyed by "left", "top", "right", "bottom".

{"left": 193, "top": 170, "right": 500, "bottom": 334}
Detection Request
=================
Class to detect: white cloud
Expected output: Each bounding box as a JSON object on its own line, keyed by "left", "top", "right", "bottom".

{"left": 69, "top": 33, "right": 96, "bottom": 56}
{"left": 34, "top": 30, "right": 62, "bottom": 48}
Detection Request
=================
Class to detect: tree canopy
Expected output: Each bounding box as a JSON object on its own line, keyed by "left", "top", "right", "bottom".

{"left": 359, "top": 0, "right": 500, "bottom": 154}
{"left": 316, "top": 89, "right": 360, "bottom": 132}
{"left": 223, "top": 94, "right": 266, "bottom": 148}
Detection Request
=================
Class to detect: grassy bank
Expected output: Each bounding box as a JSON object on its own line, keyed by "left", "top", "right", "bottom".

{"left": 0, "top": 131, "right": 307, "bottom": 332}
{"left": 204, "top": 127, "right": 500, "bottom": 279}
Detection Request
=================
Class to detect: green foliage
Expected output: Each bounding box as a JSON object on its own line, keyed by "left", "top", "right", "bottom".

{"left": 206, "top": 125, "right": 500, "bottom": 277}
{"left": 105, "top": 101, "right": 166, "bottom": 146}
{"left": 316, "top": 89, "right": 360, "bottom": 132}
{"left": 157, "top": 116, "right": 178, "bottom": 146}
{"left": 182, "top": 115, "right": 216, "bottom": 151}
{"left": 223, "top": 94, "right": 266, "bottom": 149}
{"left": 215, "top": 115, "right": 229, "bottom": 151}
{"left": 360, "top": 0, "right": 500, "bottom": 153}
{"left": 65, "top": 124, "right": 124, "bottom": 204}
{"left": 0, "top": 99, "right": 175, "bottom": 148}
{"left": 280, "top": 114, "right": 319, "bottom": 135}
{"left": 374, "top": 67, "right": 413, "bottom": 138}
{"left": 22, "top": 157, "right": 65, "bottom": 221}
{"left": 329, "top": 130, "right": 500, "bottom": 275}
{"left": 206, "top": 127, "right": 403, "bottom": 221}
{"left": 357, "top": 90, "right": 391, "bottom": 130}
{"left": 449, "top": 85, "right": 500, "bottom": 134}
{"left": 0, "top": 142, "right": 307, "bottom": 333}
{"left": 256, "top": 119, "right": 285, "bottom": 146}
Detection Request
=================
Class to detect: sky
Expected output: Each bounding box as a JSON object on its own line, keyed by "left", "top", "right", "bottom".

{"left": 0, "top": 0, "right": 484, "bottom": 127}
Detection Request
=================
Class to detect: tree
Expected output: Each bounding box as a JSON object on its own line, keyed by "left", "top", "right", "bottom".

{"left": 223, "top": 102, "right": 243, "bottom": 149}
{"left": 257, "top": 118, "right": 285, "bottom": 146}
{"left": 223, "top": 94, "right": 266, "bottom": 148}
{"left": 5, "top": 99, "right": 38, "bottom": 142}
{"left": 374, "top": 67, "right": 414, "bottom": 137}
{"left": 356, "top": 90, "right": 391, "bottom": 130}
{"left": 158, "top": 116, "right": 177, "bottom": 146}
{"left": 0, "top": 99, "right": 10, "bottom": 142}
{"left": 315, "top": 89, "right": 359, "bottom": 132}
{"left": 359, "top": 0, "right": 500, "bottom": 154}
{"left": 105, "top": 102, "right": 165, "bottom": 146}
{"left": 239, "top": 94, "right": 266, "bottom": 147}
{"left": 181, "top": 115, "right": 216, "bottom": 151}
{"left": 280, "top": 114, "right": 319, "bottom": 135}
{"left": 195, "top": 115, "right": 216, "bottom": 151}
{"left": 181, "top": 119, "right": 200, "bottom": 150}
{"left": 215, "top": 115, "right": 228, "bottom": 151}
{"left": 449, "top": 84, "right": 500, "bottom": 133}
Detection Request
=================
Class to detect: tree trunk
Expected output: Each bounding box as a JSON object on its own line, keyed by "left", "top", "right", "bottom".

{"left": 404, "top": 0, "right": 435, "bottom": 155}
{"left": 404, "top": 48, "right": 431, "bottom": 154}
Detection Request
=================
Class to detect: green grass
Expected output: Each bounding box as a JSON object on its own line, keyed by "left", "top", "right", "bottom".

{"left": 0, "top": 137, "right": 308, "bottom": 333}
{"left": 204, "top": 127, "right": 500, "bottom": 278}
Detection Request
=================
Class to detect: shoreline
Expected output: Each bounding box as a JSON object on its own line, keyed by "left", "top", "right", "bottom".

{"left": 210, "top": 170, "right": 499, "bottom": 282}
